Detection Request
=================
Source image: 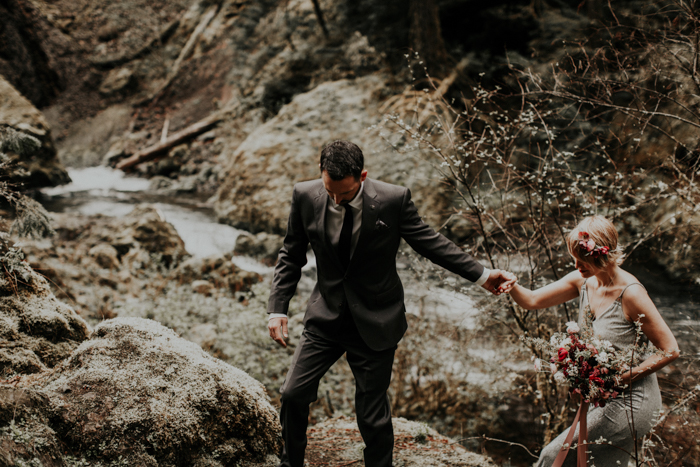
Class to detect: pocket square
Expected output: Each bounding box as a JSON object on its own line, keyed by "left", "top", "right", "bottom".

{"left": 375, "top": 219, "right": 389, "bottom": 230}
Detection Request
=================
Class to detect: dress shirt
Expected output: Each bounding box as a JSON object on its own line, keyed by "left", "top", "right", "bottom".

{"left": 325, "top": 181, "right": 364, "bottom": 257}
{"left": 268, "top": 181, "right": 490, "bottom": 320}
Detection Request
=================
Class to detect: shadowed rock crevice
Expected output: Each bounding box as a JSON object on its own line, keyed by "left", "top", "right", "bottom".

{"left": 0, "top": 0, "right": 62, "bottom": 109}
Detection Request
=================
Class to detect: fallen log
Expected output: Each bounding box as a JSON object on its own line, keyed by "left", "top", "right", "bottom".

{"left": 115, "top": 110, "right": 224, "bottom": 171}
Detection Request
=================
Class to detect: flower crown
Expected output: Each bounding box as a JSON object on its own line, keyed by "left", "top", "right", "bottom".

{"left": 578, "top": 232, "right": 609, "bottom": 258}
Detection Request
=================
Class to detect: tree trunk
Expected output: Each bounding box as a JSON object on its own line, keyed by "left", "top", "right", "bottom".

{"left": 409, "top": 0, "right": 450, "bottom": 78}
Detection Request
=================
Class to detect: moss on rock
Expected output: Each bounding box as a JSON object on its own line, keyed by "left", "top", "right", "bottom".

{"left": 0, "top": 261, "right": 90, "bottom": 378}
{"left": 39, "top": 317, "right": 281, "bottom": 466}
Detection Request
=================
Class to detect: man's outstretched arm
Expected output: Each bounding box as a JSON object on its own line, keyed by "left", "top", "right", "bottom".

{"left": 399, "top": 188, "right": 516, "bottom": 295}
{"left": 267, "top": 186, "right": 309, "bottom": 347}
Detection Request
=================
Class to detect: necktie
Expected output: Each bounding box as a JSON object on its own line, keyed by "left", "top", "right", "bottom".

{"left": 338, "top": 205, "right": 353, "bottom": 269}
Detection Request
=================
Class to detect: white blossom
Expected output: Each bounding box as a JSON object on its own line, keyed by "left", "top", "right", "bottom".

{"left": 554, "top": 372, "right": 567, "bottom": 383}
{"left": 534, "top": 358, "right": 543, "bottom": 372}
{"left": 566, "top": 321, "right": 580, "bottom": 334}
{"left": 597, "top": 351, "right": 609, "bottom": 364}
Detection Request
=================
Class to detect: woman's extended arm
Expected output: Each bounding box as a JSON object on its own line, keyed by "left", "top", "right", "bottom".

{"left": 619, "top": 287, "right": 680, "bottom": 385}
{"left": 509, "top": 271, "right": 582, "bottom": 310}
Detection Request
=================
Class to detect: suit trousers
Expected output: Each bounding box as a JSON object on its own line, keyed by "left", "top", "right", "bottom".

{"left": 278, "top": 320, "right": 396, "bottom": 467}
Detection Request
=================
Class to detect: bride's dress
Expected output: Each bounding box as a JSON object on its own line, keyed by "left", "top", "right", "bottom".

{"left": 536, "top": 282, "right": 661, "bottom": 467}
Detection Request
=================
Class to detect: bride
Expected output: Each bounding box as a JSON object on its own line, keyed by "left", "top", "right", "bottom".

{"left": 508, "top": 215, "right": 680, "bottom": 466}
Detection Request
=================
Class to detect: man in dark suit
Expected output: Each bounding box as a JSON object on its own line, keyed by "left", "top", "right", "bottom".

{"left": 268, "top": 140, "right": 515, "bottom": 467}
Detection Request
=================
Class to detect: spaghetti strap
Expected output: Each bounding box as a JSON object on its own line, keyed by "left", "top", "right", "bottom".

{"left": 616, "top": 282, "right": 644, "bottom": 302}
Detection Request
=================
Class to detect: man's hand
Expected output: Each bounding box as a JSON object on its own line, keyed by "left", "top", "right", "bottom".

{"left": 268, "top": 317, "right": 289, "bottom": 347}
{"left": 481, "top": 269, "right": 517, "bottom": 295}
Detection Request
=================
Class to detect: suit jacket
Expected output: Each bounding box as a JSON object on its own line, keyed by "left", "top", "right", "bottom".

{"left": 268, "top": 177, "right": 485, "bottom": 351}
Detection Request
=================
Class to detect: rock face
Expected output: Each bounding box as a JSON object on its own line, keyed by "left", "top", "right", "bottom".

{"left": 0, "top": 257, "right": 90, "bottom": 378}
{"left": 213, "top": 76, "right": 384, "bottom": 233}
{"left": 1, "top": 318, "right": 282, "bottom": 466}
{"left": 0, "top": 75, "right": 70, "bottom": 187}
{"left": 213, "top": 75, "right": 449, "bottom": 234}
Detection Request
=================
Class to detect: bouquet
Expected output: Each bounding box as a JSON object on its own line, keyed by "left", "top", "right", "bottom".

{"left": 528, "top": 321, "right": 627, "bottom": 406}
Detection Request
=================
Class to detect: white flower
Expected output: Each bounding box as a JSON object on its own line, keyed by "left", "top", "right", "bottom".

{"left": 554, "top": 371, "right": 567, "bottom": 383}
{"left": 550, "top": 363, "right": 558, "bottom": 374}
{"left": 597, "top": 351, "right": 609, "bottom": 364}
{"left": 534, "top": 358, "right": 542, "bottom": 372}
{"left": 550, "top": 335, "right": 559, "bottom": 346}
{"left": 602, "top": 340, "right": 613, "bottom": 350}
{"left": 560, "top": 337, "right": 572, "bottom": 347}
{"left": 566, "top": 321, "right": 580, "bottom": 333}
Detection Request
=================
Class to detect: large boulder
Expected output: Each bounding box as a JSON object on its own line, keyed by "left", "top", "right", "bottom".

{"left": 1, "top": 317, "right": 281, "bottom": 466}
{"left": 213, "top": 75, "right": 450, "bottom": 234}
{"left": 110, "top": 204, "right": 189, "bottom": 267}
{"left": 0, "top": 256, "right": 90, "bottom": 378}
{"left": 0, "top": 74, "right": 70, "bottom": 187}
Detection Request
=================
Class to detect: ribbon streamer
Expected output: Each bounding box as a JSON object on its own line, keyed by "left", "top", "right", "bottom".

{"left": 552, "top": 400, "right": 590, "bottom": 467}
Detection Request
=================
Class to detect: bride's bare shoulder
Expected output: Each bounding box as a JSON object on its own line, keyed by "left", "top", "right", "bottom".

{"left": 562, "top": 270, "right": 585, "bottom": 292}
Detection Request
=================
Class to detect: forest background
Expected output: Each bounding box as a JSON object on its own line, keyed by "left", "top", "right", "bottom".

{"left": 1, "top": 0, "right": 699, "bottom": 466}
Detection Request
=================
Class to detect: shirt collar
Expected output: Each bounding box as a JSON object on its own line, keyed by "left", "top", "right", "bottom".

{"left": 328, "top": 181, "right": 364, "bottom": 210}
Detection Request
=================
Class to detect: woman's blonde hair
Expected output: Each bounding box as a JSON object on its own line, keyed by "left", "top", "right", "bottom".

{"left": 566, "top": 215, "right": 625, "bottom": 268}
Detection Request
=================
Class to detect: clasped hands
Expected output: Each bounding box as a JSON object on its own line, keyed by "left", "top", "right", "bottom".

{"left": 482, "top": 268, "right": 517, "bottom": 296}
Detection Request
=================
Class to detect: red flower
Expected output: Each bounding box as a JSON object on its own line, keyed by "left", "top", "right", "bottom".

{"left": 589, "top": 376, "right": 604, "bottom": 386}
{"left": 558, "top": 348, "right": 568, "bottom": 361}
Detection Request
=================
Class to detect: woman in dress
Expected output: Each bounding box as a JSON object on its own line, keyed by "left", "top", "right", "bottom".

{"left": 508, "top": 215, "right": 680, "bottom": 466}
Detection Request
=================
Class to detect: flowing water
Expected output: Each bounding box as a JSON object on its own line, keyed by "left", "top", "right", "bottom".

{"left": 41, "top": 166, "right": 272, "bottom": 274}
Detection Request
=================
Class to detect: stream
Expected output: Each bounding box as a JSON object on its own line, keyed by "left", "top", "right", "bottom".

{"left": 40, "top": 166, "right": 272, "bottom": 274}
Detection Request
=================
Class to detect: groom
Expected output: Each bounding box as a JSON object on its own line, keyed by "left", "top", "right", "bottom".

{"left": 267, "top": 140, "right": 515, "bottom": 467}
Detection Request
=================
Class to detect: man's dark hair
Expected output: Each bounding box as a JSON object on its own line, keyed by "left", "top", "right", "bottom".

{"left": 319, "top": 140, "right": 364, "bottom": 180}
